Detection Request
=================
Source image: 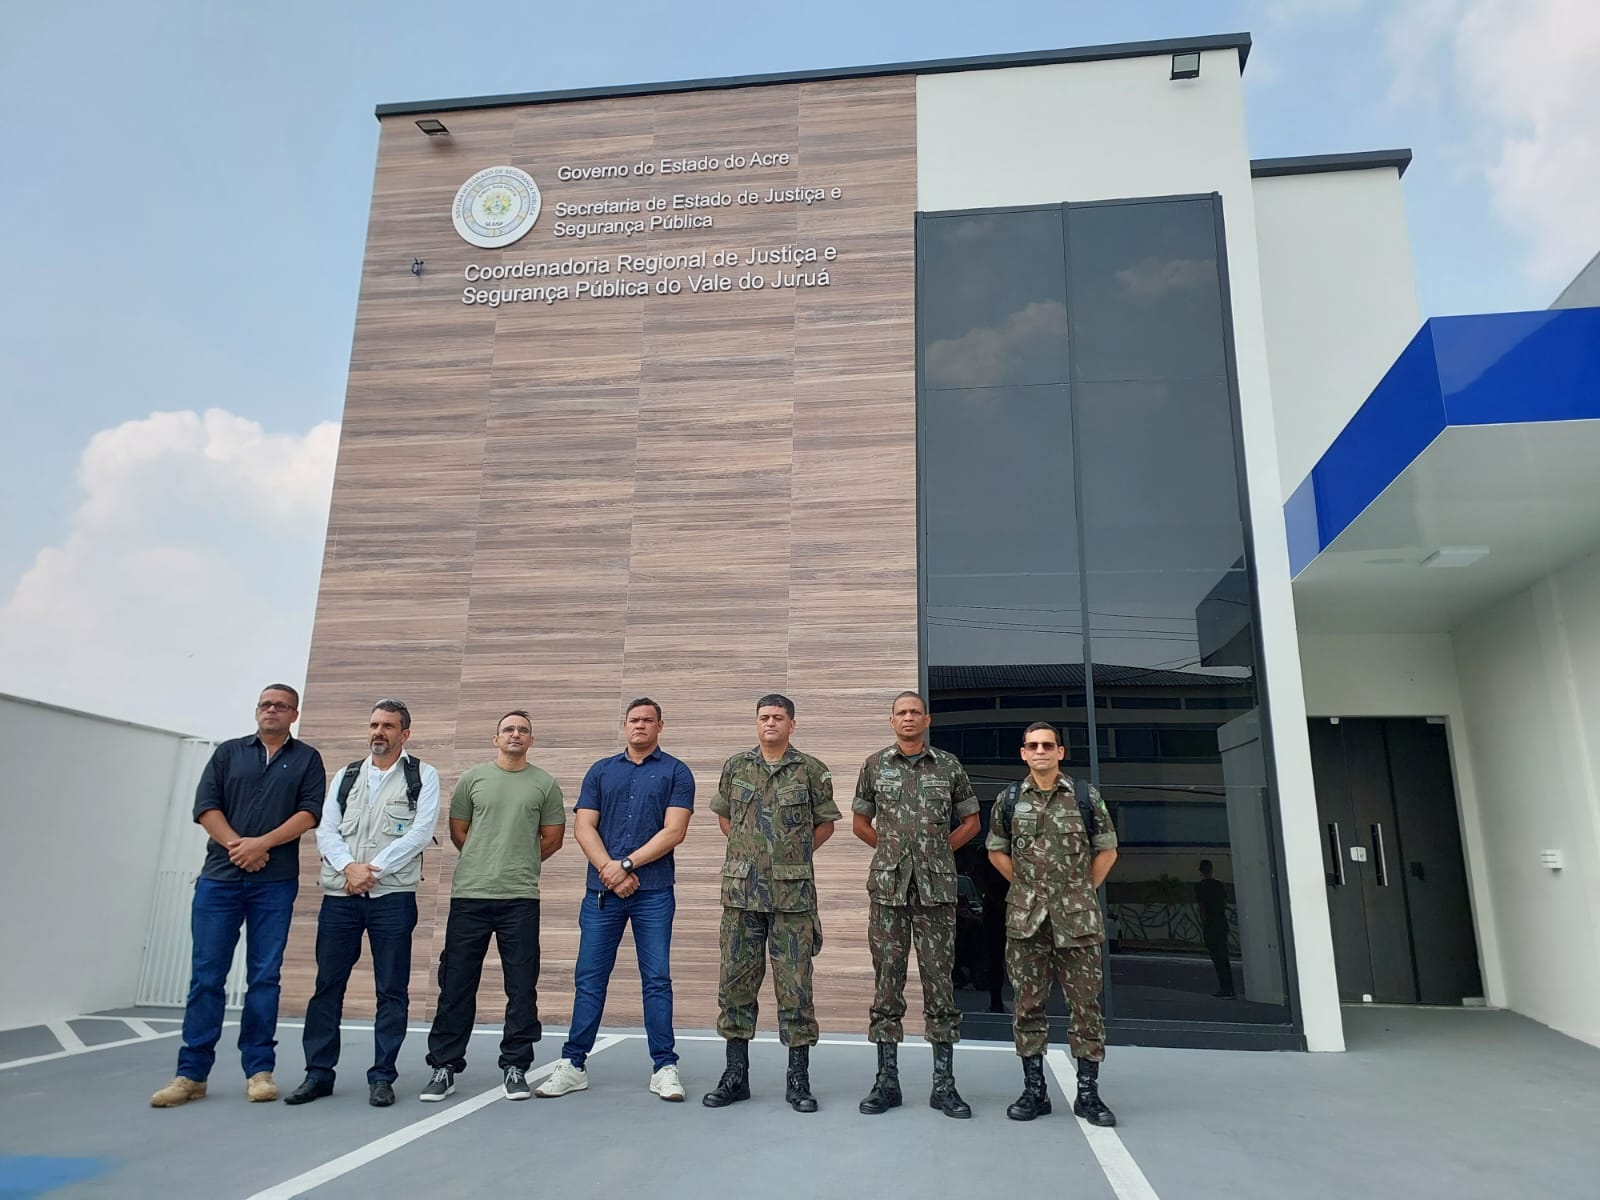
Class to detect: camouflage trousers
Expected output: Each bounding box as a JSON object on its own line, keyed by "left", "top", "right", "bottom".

{"left": 715, "top": 908, "right": 822, "bottom": 1048}
{"left": 1005, "top": 925, "right": 1105, "bottom": 1061}
{"left": 867, "top": 899, "right": 960, "bottom": 1044}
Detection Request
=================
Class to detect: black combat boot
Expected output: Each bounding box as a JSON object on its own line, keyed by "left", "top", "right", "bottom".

{"left": 858, "top": 1042, "right": 902, "bottom": 1114}
{"left": 1072, "top": 1056, "right": 1117, "bottom": 1126}
{"left": 785, "top": 1045, "right": 818, "bottom": 1113}
{"left": 1005, "top": 1053, "right": 1052, "bottom": 1121}
{"left": 929, "top": 1042, "right": 971, "bottom": 1119}
{"left": 701, "top": 1038, "right": 751, "bottom": 1108}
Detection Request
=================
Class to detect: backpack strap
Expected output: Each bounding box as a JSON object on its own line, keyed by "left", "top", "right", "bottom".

{"left": 1072, "top": 775, "right": 1098, "bottom": 840}
{"left": 999, "top": 777, "right": 1097, "bottom": 838}
{"left": 401, "top": 755, "right": 422, "bottom": 811}
{"left": 337, "top": 758, "right": 423, "bottom": 812}
{"left": 335, "top": 761, "right": 363, "bottom": 810}
{"left": 996, "top": 782, "right": 1022, "bottom": 839}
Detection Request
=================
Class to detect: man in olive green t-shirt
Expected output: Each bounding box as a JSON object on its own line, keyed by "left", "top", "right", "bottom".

{"left": 421, "top": 709, "right": 565, "bottom": 1103}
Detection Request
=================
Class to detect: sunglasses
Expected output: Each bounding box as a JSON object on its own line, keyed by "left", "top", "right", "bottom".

{"left": 1022, "top": 740, "right": 1060, "bottom": 751}
{"left": 257, "top": 701, "right": 295, "bottom": 712}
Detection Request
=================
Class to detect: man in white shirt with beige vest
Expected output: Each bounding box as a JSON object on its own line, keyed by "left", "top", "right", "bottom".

{"left": 284, "top": 699, "right": 440, "bottom": 1108}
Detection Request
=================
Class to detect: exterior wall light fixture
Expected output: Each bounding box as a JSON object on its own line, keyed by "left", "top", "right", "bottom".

{"left": 1171, "top": 52, "right": 1201, "bottom": 80}
{"left": 415, "top": 118, "right": 450, "bottom": 135}
{"left": 411, "top": 259, "right": 425, "bottom": 277}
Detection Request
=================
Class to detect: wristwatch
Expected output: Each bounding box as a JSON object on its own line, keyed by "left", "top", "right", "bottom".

{"left": 620, "top": 857, "right": 635, "bottom": 874}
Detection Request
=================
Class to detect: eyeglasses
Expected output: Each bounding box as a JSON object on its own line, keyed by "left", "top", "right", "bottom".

{"left": 1022, "top": 740, "right": 1060, "bottom": 751}
{"left": 257, "top": 701, "right": 294, "bottom": 712}
{"left": 373, "top": 697, "right": 411, "bottom": 717}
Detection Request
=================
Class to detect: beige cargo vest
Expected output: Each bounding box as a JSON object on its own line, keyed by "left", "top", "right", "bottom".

{"left": 319, "top": 762, "right": 425, "bottom": 898}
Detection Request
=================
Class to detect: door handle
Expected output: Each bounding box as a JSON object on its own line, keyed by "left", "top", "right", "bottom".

{"left": 1370, "top": 823, "right": 1389, "bottom": 887}
{"left": 1326, "top": 822, "right": 1345, "bottom": 886}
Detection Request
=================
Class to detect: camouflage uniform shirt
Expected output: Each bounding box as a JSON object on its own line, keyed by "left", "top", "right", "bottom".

{"left": 852, "top": 745, "right": 979, "bottom": 906}
{"left": 711, "top": 746, "right": 840, "bottom": 913}
{"left": 986, "top": 776, "right": 1118, "bottom": 946}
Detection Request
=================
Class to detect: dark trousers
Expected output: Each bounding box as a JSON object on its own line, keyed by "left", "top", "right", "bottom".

{"left": 427, "top": 898, "right": 541, "bottom": 1073}
{"left": 1204, "top": 925, "right": 1235, "bottom": 995}
{"left": 302, "top": 891, "right": 419, "bottom": 1085}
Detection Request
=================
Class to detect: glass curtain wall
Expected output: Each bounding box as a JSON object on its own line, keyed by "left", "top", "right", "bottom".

{"left": 917, "top": 196, "right": 1292, "bottom": 1036}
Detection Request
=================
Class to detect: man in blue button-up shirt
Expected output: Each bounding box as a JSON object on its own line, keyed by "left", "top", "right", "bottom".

{"left": 535, "top": 698, "right": 694, "bottom": 1101}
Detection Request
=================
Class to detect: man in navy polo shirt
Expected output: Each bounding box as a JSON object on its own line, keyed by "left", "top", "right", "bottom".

{"left": 151, "top": 684, "right": 326, "bottom": 1108}
{"left": 536, "top": 697, "right": 694, "bottom": 1101}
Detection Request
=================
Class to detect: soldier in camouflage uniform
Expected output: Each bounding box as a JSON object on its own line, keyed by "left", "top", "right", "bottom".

{"left": 986, "top": 720, "right": 1120, "bottom": 1126}
{"left": 702, "top": 693, "right": 841, "bottom": 1114}
{"left": 851, "top": 690, "right": 981, "bottom": 1119}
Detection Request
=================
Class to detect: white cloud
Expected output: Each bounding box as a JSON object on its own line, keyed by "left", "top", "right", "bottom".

{"left": 0, "top": 410, "right": 338, "bottom": 740}
{"left": 924, "top": 300, "right": 1069, "bottom": 389}
{"left": 1116, "top": 257, "right": 1215, "bottom": 298}
{"left": 1386, "top": 0, "right": 1600, "bottom": 284}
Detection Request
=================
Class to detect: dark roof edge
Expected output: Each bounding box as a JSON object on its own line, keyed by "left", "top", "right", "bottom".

{"left": 1251, "top": 149, "right": 1413, "bottom": 180}
{"left": 377, "top": 32, "right": 1252, "bottom": 117}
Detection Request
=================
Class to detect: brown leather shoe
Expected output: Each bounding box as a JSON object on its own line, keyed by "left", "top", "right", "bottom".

{"left": 246, "top": 1072, "right": 278, "bottom": 1102}
{"left": 150, "top": 1076, "right": 207, "bottom": 1108}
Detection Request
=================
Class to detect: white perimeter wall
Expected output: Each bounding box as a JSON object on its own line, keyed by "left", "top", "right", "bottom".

{"left": 919, "top": 50, "right": 1343, "bottom": 1048}
{"left": 1297, "top": 631, "right": 1507, "bottom": 1008}
{"left": 0, "top": 695, "right": 212, "bottom": 1028}
{"left": 1452, "top": 549, "right": 1600, "bottom": 1047}
{"left": 1254, "top": 168, "right": 1421, "bottom": 498}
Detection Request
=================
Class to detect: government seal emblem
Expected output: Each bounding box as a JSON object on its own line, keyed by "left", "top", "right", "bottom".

{"left": 452, "top": 165, "right": 542, "bottom": 249}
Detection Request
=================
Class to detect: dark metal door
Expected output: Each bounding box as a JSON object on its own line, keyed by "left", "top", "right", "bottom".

{"left": 1308, "top": 719, "right": 1375, "bottom": 1002}
{"left": 1384, "top": 720, "right": 1485, "bottom": 1004}
{"left": 1341, "top": 720, "right": 1417, "bottom": 1002}
{"left": 1308, "top": 718, "right": 1481, "bottom": 1004}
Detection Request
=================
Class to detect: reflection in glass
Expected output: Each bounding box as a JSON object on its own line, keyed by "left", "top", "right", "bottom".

{"left": 920, "top": 210, "right": 1069, "bottom": 391}
{"left": 1065, "top": 199, "right": 1287, "bottom": 1021}
{"left": 922, "top": 385, "right": 1078, "bottom": 667}
{"left": 918, "top": 197, "right": 1292, "bottom": 1036}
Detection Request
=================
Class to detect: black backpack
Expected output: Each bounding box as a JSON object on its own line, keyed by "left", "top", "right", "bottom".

{"left": 994, "top": 775, "right": 1097, "bottom": 841}
{"left": 336, "top": 756, "right": 424, "bottom": 812}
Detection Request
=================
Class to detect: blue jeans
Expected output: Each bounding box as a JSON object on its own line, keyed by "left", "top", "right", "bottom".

{"left": 302, "top": 891, "right": 419, "bottom": 1085}
{"left": 177, "top": 877, "right": 297, "bottom": 1080}
{"left": 562, "top": 887, "right": 677, "bottom": 1070}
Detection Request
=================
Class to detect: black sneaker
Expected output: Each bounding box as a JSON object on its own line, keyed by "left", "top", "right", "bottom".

{"left": 419, "top": 1066, "right": 455, "bottom": 1103}
{"left": 369, "top": 1081, "right": 396, "bottom": 1107}
{"left": 503, "top": 1066, "right": 532, "bottom": 1100}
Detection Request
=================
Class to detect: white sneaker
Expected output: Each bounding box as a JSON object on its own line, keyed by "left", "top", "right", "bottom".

{"left": 649, "top": 1064, "right": 685, "bottom": 1101}
{"left": 534, "top": 1060, "right": 588, "bottom": 1098}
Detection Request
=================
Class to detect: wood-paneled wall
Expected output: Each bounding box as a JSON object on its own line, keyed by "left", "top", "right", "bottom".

{"left": 292, "top": 76, "right": 921, "bottom": 1041}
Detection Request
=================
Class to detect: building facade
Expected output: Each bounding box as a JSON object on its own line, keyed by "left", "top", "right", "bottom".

{"left": 293, "top": 32, "right": 1600, "bottom": 1053}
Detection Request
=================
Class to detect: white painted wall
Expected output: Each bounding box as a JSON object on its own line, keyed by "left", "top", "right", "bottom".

{"left": 1296, "top": 631, "right": 1506, "bottom": 1006}
{"left": 919, "top": 50, "right": 1258, "bottom": 210}
{"left": 919, "top": 50, "right": 1344, "bottom": 1049}
{"left": 0, "top": 695, "right": 214, "bottom": 1028}
{"left": 1254, "top": 169, "right": 1421, "bottom": 498}
{"left": 1452, "top": 549, "right": 1600, "bottom": 1047}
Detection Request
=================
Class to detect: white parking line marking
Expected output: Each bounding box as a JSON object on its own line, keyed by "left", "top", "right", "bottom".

{"left": 244, "top": 1034, "right": 626, "bottom": 1200}
{"left": 45, "top": 1021, "right": 87, "bottom": 1053}
{"left": 1046, "top": 1049, "right": 1160, "bottom": 1200}
{"left": 1, "top": 1031, "right": 182, "bottom": 1071}
{"left": 124, "top": 1019, "right": 161, "bottom": 1038}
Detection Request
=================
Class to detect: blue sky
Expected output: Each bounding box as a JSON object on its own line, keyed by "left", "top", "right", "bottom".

{"left": 1, "top": 0, "right": 1593, "bottom": 736}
